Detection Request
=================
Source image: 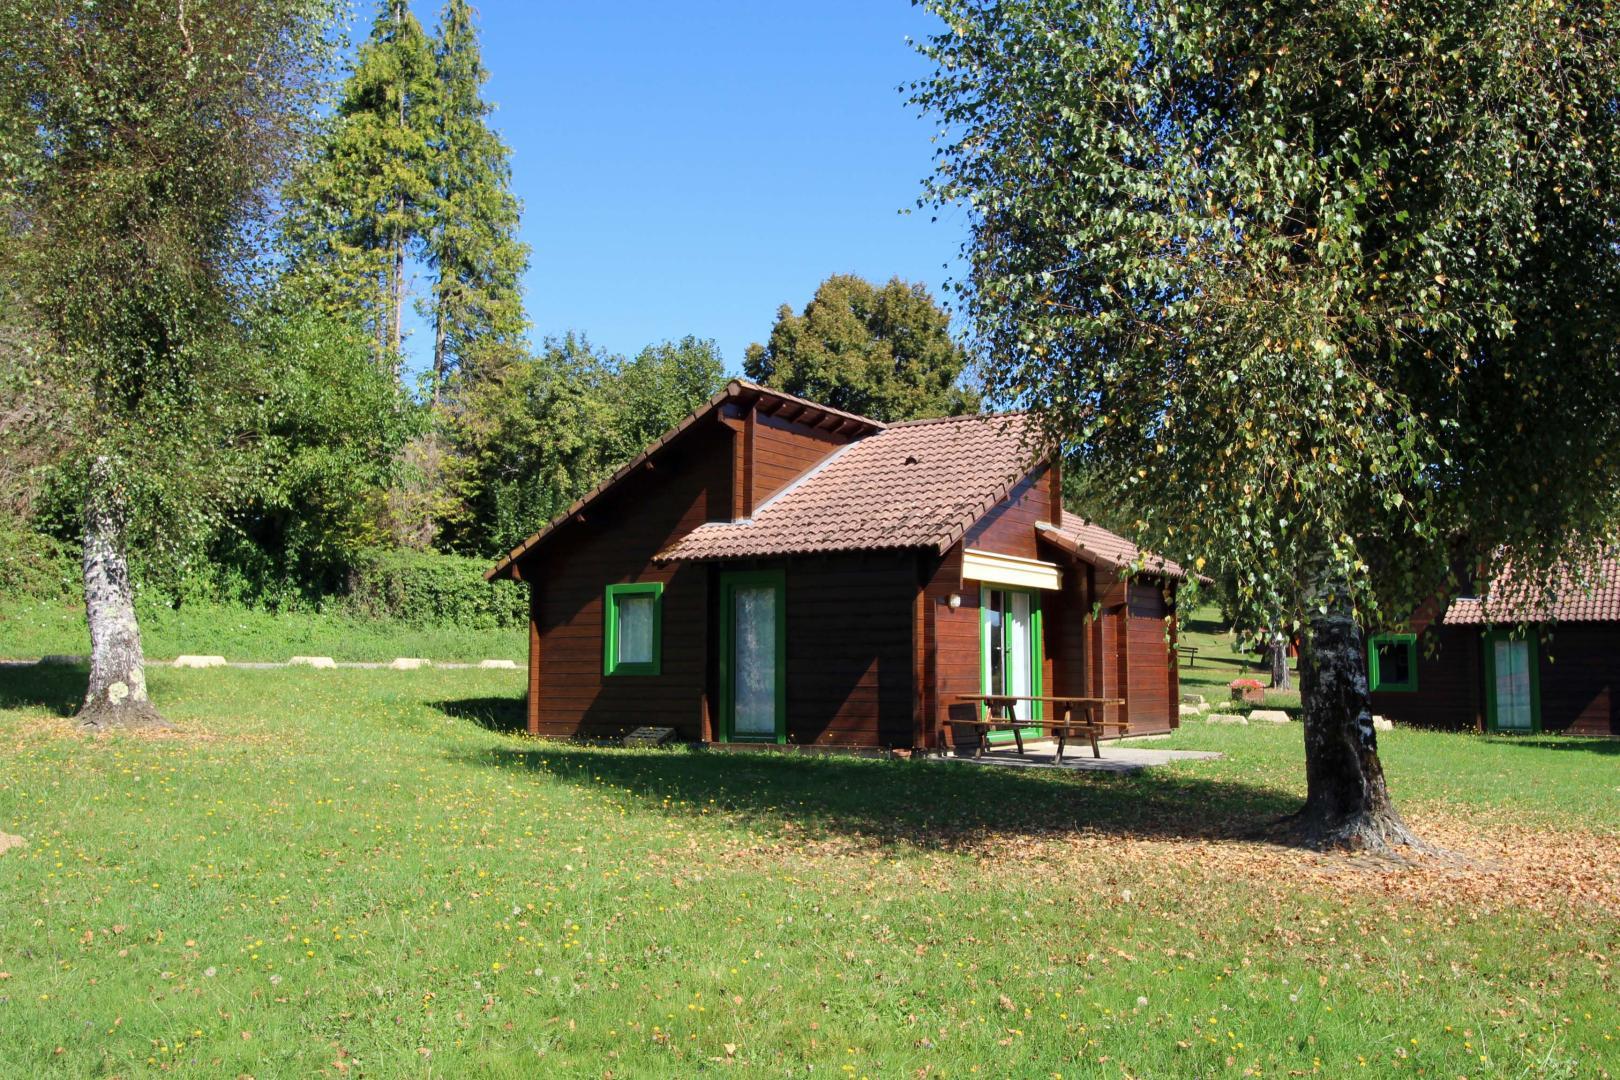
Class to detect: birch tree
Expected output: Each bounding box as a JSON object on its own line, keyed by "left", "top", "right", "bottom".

{"left": 0, "top": 0, "right": 337, "bottom": 727}
{"left": 915, "top": 0, "right": 1620, "bottom": 851}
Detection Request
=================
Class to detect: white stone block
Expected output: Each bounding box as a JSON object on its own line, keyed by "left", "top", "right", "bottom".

{"left": 1178, "top": 704, "right": 1205, "bottom": 718}
{"left": 1205, "top": 712, "right": 1248, "bottom": 725}
{"left": 289, "top": 656, "right": 336, "bottom": 669}
{"left": 173, "top": 655, "right": 227, "bottom": 669}
{"left": 478, "top": 659, "right": 519, "bottom": 669}
{"left": 1249, "top": 709, "right": 1292, "bottom": 724}
{"left": 1372, "top": 715, "right": 1394, "bottom": 732}
{"left": 389, "top": 657, "right": 431, "bottom": 670}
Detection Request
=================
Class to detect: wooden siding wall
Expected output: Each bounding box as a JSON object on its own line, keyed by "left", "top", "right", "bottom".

{"left": 963, "top": 465, "right": 1052, "bottom": 559}
{"left": 749, "top": 411, "right": 849, "bottom": 508}
{"left": 524, "top": 421, "right": 734, "bottom": 739}
{"left": 1538, "top": 625, "right": 1620, "bottom": 736}
{"left": 1370, "top": 624, "right": 1481, "bottom": 732}
{"left": 780, "top": 554, "right": 918, "bottom": 747}
{"left": 1093, "top": 578, "right": 1126, "bottom": 726}
{"left": 1045, "top": 563, "right": 1090, "bottom": 700}
{"left": 921, "top": 545, "right": 978, "bottom": 749}
{"left": 1125, "top": 584, "right": 1174, "bottom": 733}
{"left": 1084, "top": 576, "right": 1177, "bottom": 735}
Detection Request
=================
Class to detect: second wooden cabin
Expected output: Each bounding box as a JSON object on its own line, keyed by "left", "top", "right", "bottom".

{"left": 487, "top": 380, "right": 1191, "bottom": 751}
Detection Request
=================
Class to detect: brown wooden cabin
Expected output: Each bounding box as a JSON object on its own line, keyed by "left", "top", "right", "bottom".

{"left": 1370, "top": 559, "right": 1620, "bottom": 736}
{"left": 486, "top": 380, "right": 1191, "bottom": 751}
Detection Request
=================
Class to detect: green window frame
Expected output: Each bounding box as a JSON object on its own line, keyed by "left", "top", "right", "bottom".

{"left": 603, "top": 582, "right": 663, "bottom": 676}
{"left": 979, "top": 586, "right": 1044, "bottom": 741}
{"left": 1368, "top": 633, "right": 1418, "bottom": 693}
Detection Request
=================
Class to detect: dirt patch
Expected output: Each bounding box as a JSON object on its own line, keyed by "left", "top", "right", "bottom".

{"left": 978, "top": 810, "right": 1620, "bottom": 919}
{"left": 723, "top": 809, "right": 1620, "bottom": 922}
{"left": 0, "top": 833, "right": 23, "bottom": 856}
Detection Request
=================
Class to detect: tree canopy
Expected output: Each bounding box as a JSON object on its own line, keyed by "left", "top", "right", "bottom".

{"left": 442, "top": 335, "right": 727, "bottom": 557}
{"left": 744, "top": 274, "right": 978, "bottom": 422}
{"left": 0, "top": 0, "right": 343, "bottom": 725}
{"left": 914, "top": 0, "right": 1620, "bottom": 848}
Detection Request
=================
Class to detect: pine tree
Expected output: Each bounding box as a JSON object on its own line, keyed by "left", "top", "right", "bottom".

{"left": 284, "top": 0, "right": 437, "bottom": 372}
{"left": 424, "top": 0, "right": 530, "bottom": 401}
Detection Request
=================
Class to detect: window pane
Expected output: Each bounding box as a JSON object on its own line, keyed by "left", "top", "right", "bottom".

{"left": 617, "top": 594, "right": 654, "bottom": 664}
{"left": 984, "top": 590, "right": 1005, "bottom": 699}
{"left": 733, "top": 585, "right": 776, "bottom": 735}
{"left": 1007, "top": 591, "right": 1032, "bottom": 720}
{"left": 1376, "top": 640, "right": 1411, "bottom": 686}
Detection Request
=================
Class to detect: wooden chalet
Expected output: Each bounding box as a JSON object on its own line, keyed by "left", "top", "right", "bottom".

{"left": 487, "top": 380, "right": 1192, "bottom": 751}
{"left": 1370, "top": 559, "right": 1620, "bottom": 736}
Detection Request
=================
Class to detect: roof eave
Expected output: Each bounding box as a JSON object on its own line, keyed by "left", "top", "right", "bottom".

{"left": 484, "top": 379, "right": 886, "bottom": 581}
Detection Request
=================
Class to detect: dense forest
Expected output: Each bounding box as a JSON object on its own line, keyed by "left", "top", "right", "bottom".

{"left": 0, "top": 0, "right": 974, "bottom": 638}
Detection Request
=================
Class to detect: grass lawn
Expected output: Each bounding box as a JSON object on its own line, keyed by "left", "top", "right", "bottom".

{"left": 0, "top": 665, "right": 1616, "bottom": 1077}
{"left": 0, "top": 597, "right": 525, "bottom": 664}
{"left": 1179, "top": 604, "right": 1303, "bottom": 711}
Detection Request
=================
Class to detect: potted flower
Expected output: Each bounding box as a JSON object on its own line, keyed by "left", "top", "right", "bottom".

{"left": 1229, "top": 677, "right": 1265, "bottom": 705}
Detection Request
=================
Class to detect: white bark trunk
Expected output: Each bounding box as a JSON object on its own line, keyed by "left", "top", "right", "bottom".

{"left": 1268, "top": 629, "right": 1292, "bottom": 690}
{"left": 78, "top": 457, "right": 163, "bottom": 728}
{"left": 1297, "top": 599, "right": 1420, "bottom": 853}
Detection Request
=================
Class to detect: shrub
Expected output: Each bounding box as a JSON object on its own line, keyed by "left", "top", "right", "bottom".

{"left": 0, "top": 519, "right": 79, "bottom": 600}
{"left": 341, "top": 547, "right": 525, "bottom": 629}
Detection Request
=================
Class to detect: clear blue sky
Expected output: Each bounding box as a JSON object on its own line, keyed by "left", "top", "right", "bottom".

{"left": 388, "top": 0, "right": 966, "bottom": 378}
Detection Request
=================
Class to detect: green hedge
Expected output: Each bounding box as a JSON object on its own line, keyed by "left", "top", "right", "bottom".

{"left": 341, "top": 547, "right": 526, "bottom": 629}
{"left": 0, "top": 520, "right": 79, "bottom": 600}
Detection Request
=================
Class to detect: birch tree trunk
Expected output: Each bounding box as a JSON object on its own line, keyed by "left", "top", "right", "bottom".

{"left": 77, "top": 458, "right": 163, "bottom": 729}
{"left": 1268, "top": 629, "right": 1292, "bottom": 690}
{"left": 1296, "top": 600, "right": 1419, "bottom": 853}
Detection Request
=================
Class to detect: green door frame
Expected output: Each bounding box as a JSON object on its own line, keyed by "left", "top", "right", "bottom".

{"left": 1483, "top": 629, "right": 1542, "bottom": 734}
{"left": 980, "top": 586, "right": 1044, "bottom": 743}
{"left": 717, "top": 569, "right": 787, "bottom": 744}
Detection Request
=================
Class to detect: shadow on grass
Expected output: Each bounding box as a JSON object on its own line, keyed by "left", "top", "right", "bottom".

{"left": 0, "top": 664, "right": 83, "bottom": 717}
{"left": 435, "top": 695, "right": 527, "bottom": 734}
{"left": 1485, "top": 735, "right": 1620, "bottom": 754}
{"left": 446, "top": 735, "right": 1306, "bottom": 851}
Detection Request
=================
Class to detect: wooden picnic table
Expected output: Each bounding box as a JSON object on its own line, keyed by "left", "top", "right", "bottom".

{"left": 949, "top": 695, "right": 1127, "bottom": 762}
{"left": 1176, "top": 644, "right": 1199, "bottom": 667}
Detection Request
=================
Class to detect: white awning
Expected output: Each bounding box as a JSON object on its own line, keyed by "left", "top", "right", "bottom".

{"left": 962, "top": 548, "right": 1063, "bottom": 591}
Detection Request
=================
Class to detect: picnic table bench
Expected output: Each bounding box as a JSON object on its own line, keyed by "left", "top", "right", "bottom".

{"left": 1176, "top": 644, "right": 1198, "bottom": 666}
{"left": 949, "top": 695, "right": 1128, "bottom": 762}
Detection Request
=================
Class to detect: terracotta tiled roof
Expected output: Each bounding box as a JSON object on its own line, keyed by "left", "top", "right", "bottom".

{"left": 1036, "top": 518, "right": 1196, "bottom": 581}
{"left": 657, "top": 413, "right": 1044, "bottom": 561}
{"left": 1444, "top": 555, "right": 1620, "bottom": 624}
{"left": 486, "top": 380, "right": 884, "bottom": 580}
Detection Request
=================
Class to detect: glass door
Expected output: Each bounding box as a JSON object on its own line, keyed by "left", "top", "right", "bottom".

{"left": 1487, "top": 632, "right": 1538, "bottom": 733}
{"left": 980, "top": 587, "right": 1043, "bottom": 742}
{"left": 720, "top": 571, "right": 786, "bottom": 742}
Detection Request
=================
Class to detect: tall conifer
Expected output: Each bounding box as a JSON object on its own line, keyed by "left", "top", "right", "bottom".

{"left": 285, "top": 0, "right": 436, "bottom": 371}
{"left": 425, "top": 0, "right": 529, "bottom": 400}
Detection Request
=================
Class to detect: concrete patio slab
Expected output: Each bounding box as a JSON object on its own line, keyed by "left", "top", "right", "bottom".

{"left": 939, "top": 739, "right": 1222, "bottom": 774}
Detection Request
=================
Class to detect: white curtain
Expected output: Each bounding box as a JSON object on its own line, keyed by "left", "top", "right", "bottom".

{"left": 617, "top": 595, "right": 654, "bottom": 664}
{"left": 1494, "top": 639, "right": 1531, "bottom": 730}
{"left": 1006, "top": 591, "right": 1032, "bottom": 721}
{"left": 733, "top": 586, "right": 777, "bottom": 735}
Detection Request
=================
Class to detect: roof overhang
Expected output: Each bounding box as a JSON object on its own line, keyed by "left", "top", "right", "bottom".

{"left": 486, "top": 379, "right": 885, "bottom": 581}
